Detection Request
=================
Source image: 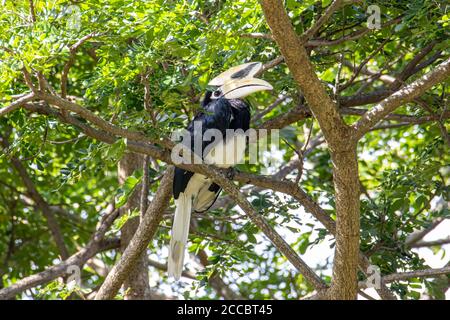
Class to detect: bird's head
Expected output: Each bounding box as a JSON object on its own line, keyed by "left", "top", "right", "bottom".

{"left": 207, "top": 62, "right": 273, "bottom": 100}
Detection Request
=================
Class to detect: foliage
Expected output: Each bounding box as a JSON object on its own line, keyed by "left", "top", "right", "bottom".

{"left": 0, "top": 0, "right": 448, "bottom": 300}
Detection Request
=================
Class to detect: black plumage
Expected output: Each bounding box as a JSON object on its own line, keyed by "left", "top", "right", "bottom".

{"left": 173, "top": 92, "right": 250, "bottom": 212}
{"left": 168, "top": 61, "right": 271, "bottom": 280}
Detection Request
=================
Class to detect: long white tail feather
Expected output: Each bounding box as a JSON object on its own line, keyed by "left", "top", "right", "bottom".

{"left": 168, "top": 192, "right": 192, "bottom": 280}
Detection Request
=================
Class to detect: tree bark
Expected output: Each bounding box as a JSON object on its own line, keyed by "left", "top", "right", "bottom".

{"left": 327, "top": 146, "right": 360, "bottom": 299}
{"left": 118, "top": 152, "right": 151, "bottom": 300}
{"left": 260, "top": 0, "right": 362, "bottom": 299}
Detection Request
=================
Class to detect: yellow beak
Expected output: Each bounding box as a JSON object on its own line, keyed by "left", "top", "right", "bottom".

{"left": 220, "top": 78, "right": 273, "bottom": 99}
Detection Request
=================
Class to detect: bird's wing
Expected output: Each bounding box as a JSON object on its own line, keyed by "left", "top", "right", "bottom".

{"left": 193, "top": 183, "right": 222, "bottom": 213}
{"left": 173, "top": 167, "right": 194, "bottom": 200}
{"left": 186, "top": 98, "right": 233, "bottom": 156}
{"left": 174, "top": 98, "right": 233, "bottom": 199}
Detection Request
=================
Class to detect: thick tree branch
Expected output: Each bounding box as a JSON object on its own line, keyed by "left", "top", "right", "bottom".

{"left": 28, "top": 0, "right": 36, "bottom": 23}
{"left": 359, "top": 266, "right": 450, "bottom": 288}
{"left": 252, "top": 95, "right": 288, "bottom": 123}
{"left": 339, "top": 49, "right": 443, "bottom": 108}
{"left": 198, "top": 165, "right": 328, "bottom": 291}
{"left": 353, "top": 57, "right": 450, "bottom": 138}
{"left": 260, "top": 0, "right": 349, "bottom": 150}
{"left": 393, "top": 41, "right": 437, "bottom": 87}
{"left": 406, "top": 217, "right": 447, "bottom": 247}
{"left": 0, "top": 93, "right": 35, "bottom": 117}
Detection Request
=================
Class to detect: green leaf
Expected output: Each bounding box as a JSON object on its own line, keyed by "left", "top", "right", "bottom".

{"left": 115, "top": 170, "right": 143, "bottom": 208}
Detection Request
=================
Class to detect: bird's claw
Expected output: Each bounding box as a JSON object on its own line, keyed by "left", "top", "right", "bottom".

{"left": 226, "top": 167, "right": 235, "bottom": 180}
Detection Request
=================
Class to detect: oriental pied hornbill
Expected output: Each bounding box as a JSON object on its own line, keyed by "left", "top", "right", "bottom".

{"left": 168, "top": 62, "right": 273, "bottom": 279}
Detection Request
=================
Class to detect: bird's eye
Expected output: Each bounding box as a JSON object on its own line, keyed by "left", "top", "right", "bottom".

{"left": 213, "top": 90, "right": 221, "bottom": 97}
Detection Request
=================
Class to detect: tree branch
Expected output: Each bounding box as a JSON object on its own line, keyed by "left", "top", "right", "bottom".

{"left": 300, "top": 0, "right": 344, "bottom": 43}
{"left": 340, "top": 44, "right": 444, "bottom": 108}
{"left": 196, "top": 249, "right": 244, "bottom": 300}
{"left": 94, "top": 167, "right": 174, "bottom": 300}
{"left": 260, "top": 0, "right": 348, "bottom": 150}
{"left": 254, "top": 56, "right": 285, "bottom": 77}
{"left": 36, "top": 92, "right": 155, "bottom": 144}
{"left": 252, "top": 95, "right": 288, "bottom": 123}
{"left": 0, "top": 208, "right": 120, "bottom": 300}
{"left": 140, "top": 155, "right": 150, "bottom": 216}
{"left": 118, "top": 153, "right": 152, "bottom": 299}
{"left": 28, "top": 0, "right": 36, "bottom": 23}
{"left": 147, "top": 259, "right": 196, "bottom": 280}
{"left": 242, "top": 16, "right": 402, "bottom": 48}
{"left": 359, "top": 266, "right": 450, "bottom": 288}
{"left": 0, "top": 93, "right": 35, "bottom": 117}
{"left": 261, "top": 0, "right": 364, "bottom": 300}
{"left": 353, "top": 57, "right": 450, "bottom": 138}
{"left": 411, "top": 237, "right": 450, "bottom": 248}
{"left": 61, "top": 32, "right": 101, "bottom": 98}
{"left": 197, "top": 165, "right": 328, "bottom": 291}
{"left": 339, "top": 38, "right": 392, "bottom": 92}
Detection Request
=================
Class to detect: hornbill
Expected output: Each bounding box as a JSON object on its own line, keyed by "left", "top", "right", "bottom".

{"left": 168, "top": 62, "right": 273, "bottom": 279}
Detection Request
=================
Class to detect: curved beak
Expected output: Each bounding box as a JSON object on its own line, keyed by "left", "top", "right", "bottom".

{"left": 221, "top": 78, "right": 273, "bottom": 99}
{"left": 208, "top": 62, "right": 273, "bottom": 99}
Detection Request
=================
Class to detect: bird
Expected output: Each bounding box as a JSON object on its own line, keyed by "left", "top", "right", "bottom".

{"left": 168, "top": 62, "right": 273, "bottom": 280}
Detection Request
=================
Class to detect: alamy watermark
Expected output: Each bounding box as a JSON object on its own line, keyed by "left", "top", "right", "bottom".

{"left": 65, "top": 265, "right": 81, "bottom": 289}
{"left": 65, "top": 4, "right": 81, "bottom": 31}
{"left": 367, "top": 5, "right": 381, "bottom": 30}
{"left": 171, "top": 122, "right": 280, "bottom": 167}
{"left": 365, "top": 265, "right": 382, "bottom": 289}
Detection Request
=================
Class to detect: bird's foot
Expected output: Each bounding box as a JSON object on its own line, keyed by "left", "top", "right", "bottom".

{"left": 225, "top": 167, "right": 235, "bottom": 180}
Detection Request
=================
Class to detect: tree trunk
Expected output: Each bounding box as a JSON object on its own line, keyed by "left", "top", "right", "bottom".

{"left": 327, "top": 145, "right": 360, "bottom": 299}
{"left": 118, "top": 152, "right": 151, "bottom": 300}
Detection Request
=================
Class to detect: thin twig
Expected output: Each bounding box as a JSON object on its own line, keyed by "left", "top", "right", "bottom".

{"left": 61, "top": 32, "right": 102, "bottom": 98}
{"left": 140, "top": 155, "right": 150, "bottom": 216}
{"left": 300, "top": 0, "right": 345, "bottom": 43}
{"left": 28, "top": 0, "right": 36, "bottom": 23}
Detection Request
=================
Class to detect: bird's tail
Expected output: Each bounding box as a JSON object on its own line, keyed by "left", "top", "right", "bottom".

{"left": 168, "top": 192, "right": 192, "bottom": 280}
